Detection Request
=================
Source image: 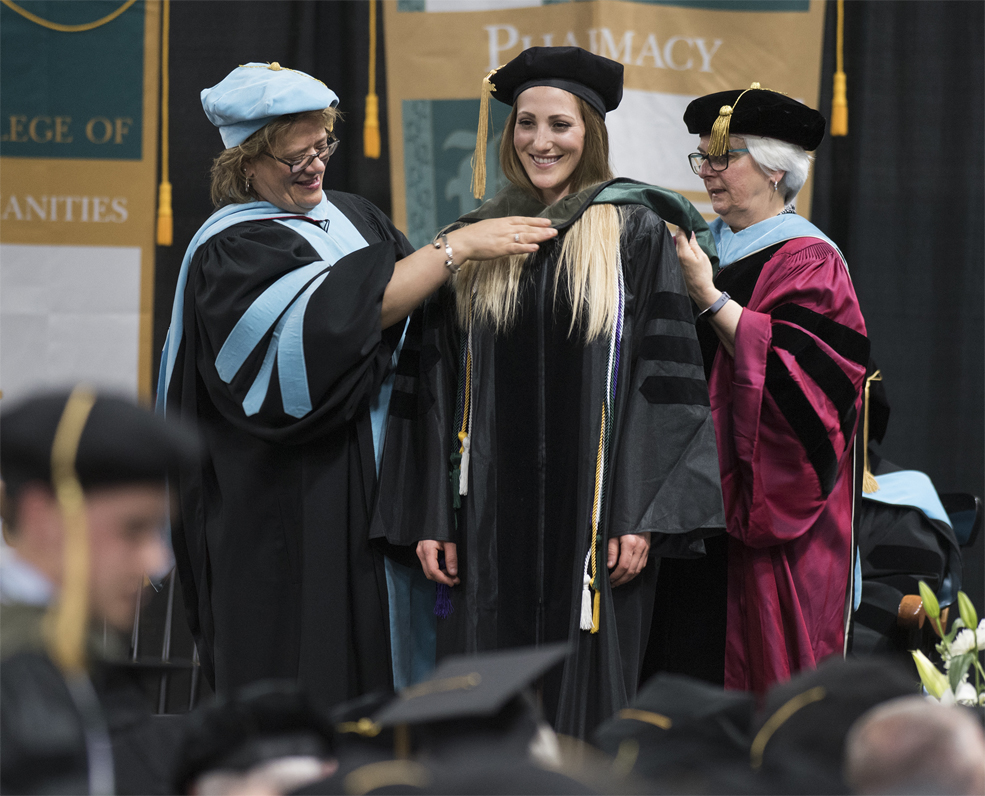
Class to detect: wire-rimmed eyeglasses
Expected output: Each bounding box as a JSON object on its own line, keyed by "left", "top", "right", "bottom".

{"left": 688, "top": 148, "right": 749, "bottom": 175}
{"left": 265, "top": 137, "right": 340, "bottom": 173}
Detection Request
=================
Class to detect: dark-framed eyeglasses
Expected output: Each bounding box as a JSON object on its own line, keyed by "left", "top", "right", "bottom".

{"left": 688, "top": 148, "right": 749, "bottom": 175}
{"left": 265, "top": 137, "right": 340, "bottom": 173}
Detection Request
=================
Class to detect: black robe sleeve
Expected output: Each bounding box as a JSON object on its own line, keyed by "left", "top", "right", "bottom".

{"left": 371, "top": 285, "right": 461, "bottom": 553}
{"left": 606, "top": 206, "right": 725, "bottom": 555}
{"left": 186, "top": 221, "right": 401, "bottom": 446}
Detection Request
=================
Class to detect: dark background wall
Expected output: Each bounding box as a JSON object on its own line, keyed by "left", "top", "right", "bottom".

{"left": 153, "top": 0, "right": 984, "bottom": 610}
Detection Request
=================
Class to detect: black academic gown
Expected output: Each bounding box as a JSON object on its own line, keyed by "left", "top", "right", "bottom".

{"left": 165, "top": 190, "right": 413, "bottom": 711}
{"left": 374, "top": 182, "right": 724, "bottom": 738}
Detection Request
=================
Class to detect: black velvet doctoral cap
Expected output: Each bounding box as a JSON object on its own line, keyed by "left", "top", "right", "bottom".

{"left": 0, "top": 388, "right": 198, "bottom": 498}
{"left": 490, "top": 46, "right": 623, "bottom": 118}
{"left": 684, "top": 85, "right": 826, "bottom": 151}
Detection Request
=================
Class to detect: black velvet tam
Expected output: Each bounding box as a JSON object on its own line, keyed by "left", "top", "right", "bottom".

{"left": 684, "top": 88, "right": 826, "bottom": 150}
{"left": 0, "top": 389, "right": 198, "bottom": 497}
{"left": 490, "top": 46, "right": 623, "bottom": 118}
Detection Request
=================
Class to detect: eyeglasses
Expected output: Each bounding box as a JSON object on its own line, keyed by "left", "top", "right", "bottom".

{"left": 264, "top": 138, "right": 340, "bottom": 173}
{"left": 688, "top": 148, "right": 749, "bottom": 175}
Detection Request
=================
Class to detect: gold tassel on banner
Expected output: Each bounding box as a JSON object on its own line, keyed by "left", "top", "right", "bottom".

{"left": 43, "top": 386, "right": 97, "bottom": 675}
{"left": 364, "top": 0, "right": 380, "bottom": 159}
{"left": 471, "top": 69, "right": 498, "bottom": 200}
{"left": 708, "top": 82, "right": 760, "bottom": 157}
{"left": 862, "top": 370, "right": 882, "bottom": 493}
{"left": 156, "top": 0, "right": 172, "bottom": 245}
{"left": 831, "top": 0, "right": 848, "bottom": 136}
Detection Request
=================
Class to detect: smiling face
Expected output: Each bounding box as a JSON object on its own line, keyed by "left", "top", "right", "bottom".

{"left": 513, "top": 86, "right": 586, "bottom": 206}
{"left": 247, "top": 116, "right": 329, "bottom": 214}
{"left": 696, "top": 134, "right": 784, "bottom": 231}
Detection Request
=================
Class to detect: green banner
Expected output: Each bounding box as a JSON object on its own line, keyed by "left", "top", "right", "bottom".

{"left": 0, "top": 0, "right": 144, "bottom": 160}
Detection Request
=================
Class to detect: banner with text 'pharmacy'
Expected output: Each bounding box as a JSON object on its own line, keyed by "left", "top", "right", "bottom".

{"left": 385, "top": 0, "right": 825, "bottom": 248}
{"left": 0, "top": 0, "right": 160, "bottom": 402}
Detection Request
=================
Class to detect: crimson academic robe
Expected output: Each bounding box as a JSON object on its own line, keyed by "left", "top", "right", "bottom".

{"left": 374, "top": 180, "right": 724, "bottom": 738}
{"left": 159, "top": 191, "right": 413, "bottom": 710}
{"left": 700, "top": 217, "right": 869, "bottom": 693}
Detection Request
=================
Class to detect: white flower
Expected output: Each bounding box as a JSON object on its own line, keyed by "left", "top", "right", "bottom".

{"left": 938, "top": 688, "right": 956, "bottom": 706}
{"left": 977, "top": 619, "right": 985, "bottom": 651}
{"left": 950, "top": 628, "right": 978, "bottom": 657}
{"left": 954, "top": 679, "right": 978, "bottom": 706}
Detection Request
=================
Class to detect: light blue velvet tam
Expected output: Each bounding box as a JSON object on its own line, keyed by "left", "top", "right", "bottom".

{"left": 201, "top": 62, "right": 339, "bottom": 148}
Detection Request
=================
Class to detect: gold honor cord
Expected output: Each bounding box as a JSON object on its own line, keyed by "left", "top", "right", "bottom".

{"left": 44, "top": 385, "right": 97, "bottom": 675}
{"left": 749, "top": 686, "right": 826, "bottom": 770}
{"left": 1, "top": 0, "right": 137, "bottom": 32}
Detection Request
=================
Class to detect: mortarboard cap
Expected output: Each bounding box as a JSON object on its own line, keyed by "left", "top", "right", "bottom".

{"left": 490, "top": 46, "right": 623, "bottom": 118}
{"left": 684, "top": 84, "right": 826, "bottom": 156}
{"left": 0, "top": 389, "right": 198, "bottom": 499}
{"left": 373, "top": 644, "right": 569, "bottom": 728}
{"left": 201, "top": 62, "right": 339, "bottom": 148}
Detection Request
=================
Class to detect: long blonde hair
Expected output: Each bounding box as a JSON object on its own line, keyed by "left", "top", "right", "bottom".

{"left": 456, "top": 96, "right": 622, "bottom": 341}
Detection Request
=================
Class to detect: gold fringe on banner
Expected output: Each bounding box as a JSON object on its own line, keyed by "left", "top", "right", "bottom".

{"left": 364, "top": 0, "right": 381, "bottom": 159}
{"left": 471, "top": 68, "right": 499, "bottom": 200}
{"left": 831, "top": 0, "right": 848, "bottom": 136}
{"left": 43, "top": 386, "right": 97, "bottom": 675}
{"left": 862, "top": 370, "right": 882, "bottom": 493}
{"left": 156, "top": 0, "right": 172, "bottom": 245}
{"left": 1, "top": 0, "right": 136, "bottom": 32}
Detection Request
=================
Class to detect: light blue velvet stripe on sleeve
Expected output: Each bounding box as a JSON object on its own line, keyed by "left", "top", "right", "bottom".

{"left": 157, "top": 200, "right": 301, "bottom": 414}
{"left": 192, "top": 201, "right": 369, "bottom": 419}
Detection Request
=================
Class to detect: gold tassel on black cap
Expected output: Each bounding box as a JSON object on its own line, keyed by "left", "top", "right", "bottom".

{"left": 44, "top": 385, "right": 97, "bottom": 675}
{"left": 862, "top": 370, "right": 882, "bottom": 493}
{"left": 831, "top": 0, "right": 848, "bottom": 136}
{"left": 708, "top": 82, "right": 761, "bottom": 157}
{"left": 471, "top": 68, "right": 499, "bottom": 200}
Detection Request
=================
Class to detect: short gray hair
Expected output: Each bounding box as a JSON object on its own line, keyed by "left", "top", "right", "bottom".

{"left": 738, "top": 134, "right": 813, "bottom": 204}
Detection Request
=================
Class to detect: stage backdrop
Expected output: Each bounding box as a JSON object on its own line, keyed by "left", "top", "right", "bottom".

{"left": 0, "top": 0, "right": 160, "bottom": 403}
{"left": 384, "top": 0, "right": 826, "bottom": 249}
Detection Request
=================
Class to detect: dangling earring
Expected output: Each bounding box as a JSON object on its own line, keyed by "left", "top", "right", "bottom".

{"left": 772, "top": 180, "right": 778, "bottom": 192}
{"left": 245, "top": 175, "right": 252, "bottom": 192}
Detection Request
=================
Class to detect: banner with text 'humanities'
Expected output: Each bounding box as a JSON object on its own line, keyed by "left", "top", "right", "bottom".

{"left": 385, "top": 0, "right": 826, "bottom": 248}
{"left": 0, "top": 0, "right": 160, "bottom": 402}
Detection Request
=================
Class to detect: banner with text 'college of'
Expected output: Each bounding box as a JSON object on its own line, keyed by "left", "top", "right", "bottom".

{"left": 0, "top": 0, "right": 160, "bottom": 402}
{"left": 385, "top": 0, "right": 826, "bottom": 249}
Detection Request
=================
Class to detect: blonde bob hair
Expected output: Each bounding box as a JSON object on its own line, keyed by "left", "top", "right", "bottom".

{"left": 456, "top": 95, "right": 622, "bottom": 342}
{"left": 209, "top": 107, "right": 339, "bottom": 208}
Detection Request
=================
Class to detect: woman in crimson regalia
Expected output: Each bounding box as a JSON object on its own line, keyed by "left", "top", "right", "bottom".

{"left": 673, "top": 86, "right": 869, "bottom": 692}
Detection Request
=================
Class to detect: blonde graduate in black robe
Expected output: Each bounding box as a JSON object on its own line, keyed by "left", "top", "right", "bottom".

{"left": 373, "top": 48, "right": 723, "bottom": 738}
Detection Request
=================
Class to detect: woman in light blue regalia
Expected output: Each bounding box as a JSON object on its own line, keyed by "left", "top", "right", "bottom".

{"left": 158, "top": 62, "right": 556, "bottom": 708}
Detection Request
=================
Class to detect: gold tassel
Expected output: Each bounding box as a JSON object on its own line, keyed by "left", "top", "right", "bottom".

{"left": 862, "top": 370, "right": 882, "bottom": 493}
{"left": 364, "top": 0, "right": 380, "bottom": 158}
{"left": 471, "top": 68, "right": 498, "bottom": 200}
{"left": 43, "top": 386, "right": 97, "bottom": 675}
{"left": 156, "top": 181, "right": 173, "bottom": 246}
{"left": 707, "top": 83, "right": 760, "bottom": 157}
{"left": 831, "top": 0, "right": 848, "bottom": 136}
{"left": 156, "top": 0, "right": 172, "bottom": 245}
{"left": 591, "top": 587, "right": 600, "bottom": 634}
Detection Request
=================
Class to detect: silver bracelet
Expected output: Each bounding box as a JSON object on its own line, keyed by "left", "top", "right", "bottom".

{"left": 696, "top": 291, "right": 730, "bottom": 320}
{"left": 433, "top": 233, "right": 458, "bottom": 274}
